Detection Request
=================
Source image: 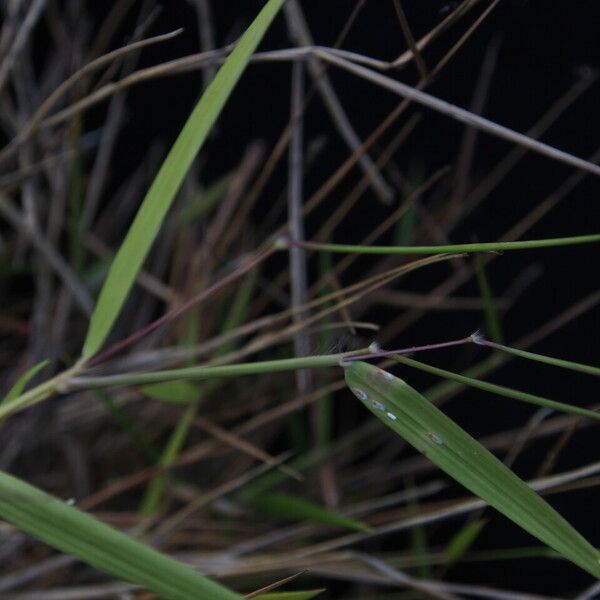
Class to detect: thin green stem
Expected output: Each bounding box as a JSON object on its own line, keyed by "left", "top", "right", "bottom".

{"left": 475, "top": 338, "right": 600, "bottom": 376}
{"left": 474, "top": 255, "right": 504, "bottom": 343}
{"left": 286, "top": 233, "right": 600, "bottom": 255}
{"left": 0, "top": 362, "right": 83, "bottom": 421}
{"left": 393, "top": 355, "right": 600, "bottom": 422}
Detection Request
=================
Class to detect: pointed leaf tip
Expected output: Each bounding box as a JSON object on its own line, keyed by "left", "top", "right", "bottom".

{"left": 344, "top": 361, "right": 600, "bottom": 578}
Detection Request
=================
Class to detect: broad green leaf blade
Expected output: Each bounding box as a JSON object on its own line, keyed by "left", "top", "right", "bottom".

{"left": 254, "top": 591, "right": 325, "bottom": 600}
{"left": 0, "top": 470, "right": 242, "bottom": 600}
{"left": 251, "top": 492, "right": 371, "bottom": 532}
{"left": 1, "top": 360, "right": 49, "bottom": 404}
{"left": 81, "top": 0, "right": 285, "bottom": 358}
{"left": 344, "top": 361, "right": 600, "bottom": 578}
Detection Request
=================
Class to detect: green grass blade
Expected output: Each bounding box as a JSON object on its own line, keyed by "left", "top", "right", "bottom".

{"left": 143, "top": 380, "right": 201, "bottom": 404}
{"left": 251, "top": 492, "right": 371, "bottom": 532}
{"left": 445, "top": 519, "right": 487, "bottom": 565}
{"left": 81, "top": 0, "right": 285, "bottom": 358}
{"left": 291, "top": 233, "right": 600, "bottom": 255}
{"left": 393, "top": 355, "right": 600, "bottom": 421}
{"left": 344, "top": 361, "right": 600, "bottom": 578}
{"left": 142, "top": 272, "right": 257, "bottom": 514}
{"left": 475, "top": 337, "right": 600, "bottom": 376}
{"left": 140, "top": 399, "right": 200, "bottom": 516}
{"left": 254, "top": 592, "right": 325, "bottom": 600}
{"left": 474, "top": 255, "right": 504, "bottom": 343}
{"left": 0, "top": 471, "right": 242, "bottom": 599}
{"left": 96, "top": 390, "right": 160, "bottom": 462}
{"left": 176, "top": 173, "right": 233, "bottom": 225}
{"left": 1, "top": 360, "right": 49, "bottom": 404}
{"left": 405, "top": 477, "right": 431, "bottom": 579}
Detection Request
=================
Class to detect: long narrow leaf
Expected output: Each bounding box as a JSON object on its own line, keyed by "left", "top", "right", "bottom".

{"left": 82, "top": 0, "right": 285, "bottom": 358}
{"left": 344, "top": 361, "right": 600, "bottom": 578}
{"left": 0, "top": 471, "right": 242, "bottom": 599}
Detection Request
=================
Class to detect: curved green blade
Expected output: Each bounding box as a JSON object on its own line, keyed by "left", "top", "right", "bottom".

{"left": 254, "top": 592, "right": 325, "bottom": 600}
{"left": 251, "top": 491, "right": 371, "bottom": 532}
{"left": 0, "top": 471, "right": 241, "bottom": 599}
{"left": 344, "top": 361, "right": 600, "bottom": 578}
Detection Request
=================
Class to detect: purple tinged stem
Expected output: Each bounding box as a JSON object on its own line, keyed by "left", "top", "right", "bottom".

{"left": 342, "top": 335, "right": 474, "bottom": 363}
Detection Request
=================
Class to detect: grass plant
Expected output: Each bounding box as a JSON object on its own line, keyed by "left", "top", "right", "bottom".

{"left": 0, "top": 1, "right": 598, "bottom": 598}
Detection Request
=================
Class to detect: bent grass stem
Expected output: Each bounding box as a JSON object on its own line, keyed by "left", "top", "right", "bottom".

{"left": 285, "top": 233, "right": 600, "bottom": 255}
